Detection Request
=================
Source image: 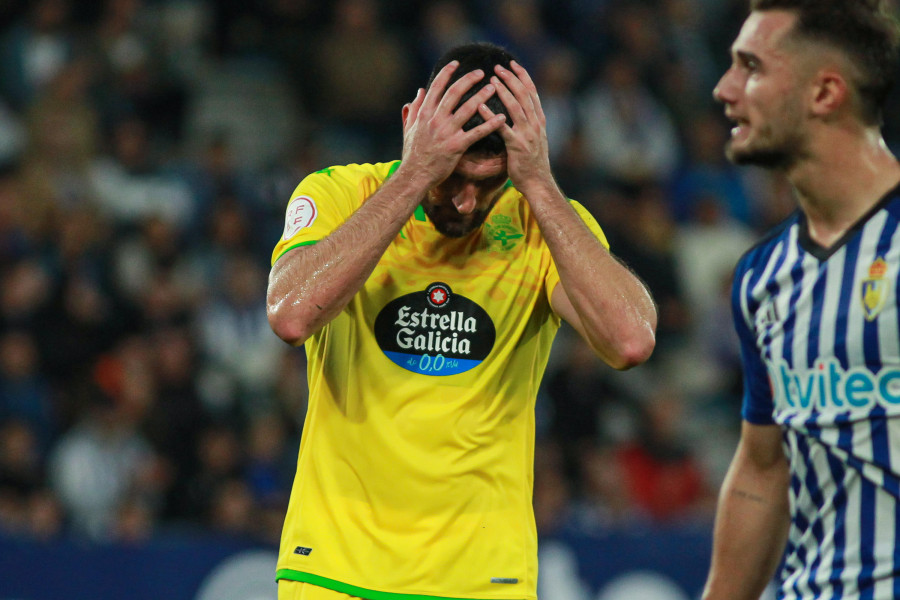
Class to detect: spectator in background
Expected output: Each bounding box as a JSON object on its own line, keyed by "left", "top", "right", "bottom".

{"left": 177, "top": 423, "right": 243, "bottom": 526}
{"left": 92, "top": 0, "right": 187, "bottom": 144}
{"left": 197, "top": 253, "right": 284, "bottom": 415}
{"left": 658, "top": 0, "right": 720, "bottom": 125}
{"left": 616, "top": 395, "right": 713, "bottom": 523}
{"left": 603, "top": 184, "right": 689, "bottom": 352}
{"left": 673, "top": 196, "right": 755, "bottom": 331}
{"left": 669, "top": 110, "right": 757, "bottom": 226}
{"left": 534, "top": 45, "right": 581, "bottom": 166}
{"left": 481, "top": 0, "right": 558, "bottom": 69}
{"left": 0, "top": 419, "right": 45, "bottom": 534}
{"left": 89, "top": 116, "right": 195, "bottom": 229}
{"left": 312, "top": 0, "right": 412, "bottom": 161}
{"left": 576, "top": 442, "right": 643, "bottom": 527}
{"left": 0, "top": 331, "right": 55, "bottom": 449}
{"left": 0, "top": 0, "right": 73, "bottom": 111}
{"left": 579, "top": 54, "right": 681, "bottom": 186}
{"left": 47, "top": 382, "right": 163, "bottom": 540}
{"left": 22, "top": 56, "right": 99, "bottom": 210}
{"left": 543, "top": 336, "right": 641, "bottom": 489}
{"left": 416, "top": 1, "right": 484, "bottom": 79}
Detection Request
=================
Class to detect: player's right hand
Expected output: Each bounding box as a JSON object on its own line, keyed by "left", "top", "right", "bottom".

{"left": 398, "top": 60, "right": 507, "bottom": 190}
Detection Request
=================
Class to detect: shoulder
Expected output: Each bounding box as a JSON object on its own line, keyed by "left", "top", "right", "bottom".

{"left": 291, "top": 160, "right": 401, "bottom": 204}
{"left": 734, "top": 210, "right": 800, "bottom": 279}
{"left": 300, "top": 160, "right": 400, "bottom": 187}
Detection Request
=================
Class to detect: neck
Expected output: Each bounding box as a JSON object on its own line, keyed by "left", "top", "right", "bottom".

{"left": 787, "top": 126, "right": 900, "bottom": 248}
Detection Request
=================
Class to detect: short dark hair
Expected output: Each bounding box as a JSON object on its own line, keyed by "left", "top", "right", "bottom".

{"left": 427, "top": 42, "right": 517, "bottom": 155}
{"left": 750, "top": 0, "right": 900, "bottom": 125}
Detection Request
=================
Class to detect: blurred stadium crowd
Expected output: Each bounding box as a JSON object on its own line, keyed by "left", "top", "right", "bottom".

{"left": 2, "top": 0, "right": 899, "bottom": 548}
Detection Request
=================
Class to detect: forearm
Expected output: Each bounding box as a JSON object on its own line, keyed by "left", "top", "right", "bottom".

{"left": 523, "top": 179, "right": 657, "bottom": 368}
{"left": 267, "top": 168, "right": 428, "bottom": 345}
{"left": 703, "top": 437, "right": 790, "bottom": 600}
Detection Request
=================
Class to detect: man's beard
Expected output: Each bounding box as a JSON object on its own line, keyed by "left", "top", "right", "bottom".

{"left": 725, "top": 113, "right": 806, "bottom": 170}
{"left": 421, "top": 197, "right": 499, "bottom": 237}
{"left": 726, "top": 141, "right": 797, "bottom": 170}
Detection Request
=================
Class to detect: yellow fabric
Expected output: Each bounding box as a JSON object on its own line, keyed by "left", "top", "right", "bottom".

{"left": 272, "top": 161, "right": 609, "bottom": 600}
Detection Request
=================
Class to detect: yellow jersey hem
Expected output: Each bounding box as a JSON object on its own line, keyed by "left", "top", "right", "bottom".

{"left": 275, "top": 569, "right": 531, "bottom": 600}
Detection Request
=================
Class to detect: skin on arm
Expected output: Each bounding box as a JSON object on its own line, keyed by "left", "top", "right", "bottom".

{"left": 702, "top": 421, "right": 791, "bottom": 600}
{"left": 486, "top": 61, "right": 657, "bottom": 369}
{"left": 267, "top": 62, "right": 507, "bottom": 346}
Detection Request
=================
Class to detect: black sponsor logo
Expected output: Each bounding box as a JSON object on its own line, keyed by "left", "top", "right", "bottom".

{"left": 374, "top": 283, "right": 495, "bottom": 375}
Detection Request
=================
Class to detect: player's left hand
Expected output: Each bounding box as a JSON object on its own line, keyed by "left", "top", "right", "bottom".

{"left": 480, "top": 61, "right": 553, "bottom": 193}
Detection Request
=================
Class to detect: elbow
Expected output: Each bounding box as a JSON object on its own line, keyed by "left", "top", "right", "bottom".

{"left": 267, "top": 299, "right": 311, "bottom": 347}
{"left": 606, "top": 329, "right": 656, "bottom": 371}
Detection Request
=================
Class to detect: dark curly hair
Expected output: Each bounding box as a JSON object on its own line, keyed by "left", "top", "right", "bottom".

{"left": 426, "top": 42, "right": 518, "bottom": 156}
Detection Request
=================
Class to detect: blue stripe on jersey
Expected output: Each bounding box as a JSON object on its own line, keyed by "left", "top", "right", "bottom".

{"left": 796, "top": 434, "right": 824, "bottom": 598}
{"left": 806, "top": 262, "right": 827, "bottom": 368}
{"left": 835, "top": 236, "right": 861, "bottom": 369}
{"left": 782, "top": 250, "right": 808, "bottom": 432}
{"left": 761, "top": 242, "right": 791, "bottom": 363}
{"left": 827, "top": 420, "right": 854, "bottom": 599}
{"left": 780, "top": 252, "right": 807, "bottom": 368}
{"left": 787, "top": 458, "right": 811, "bottom": 600}
{"left": 858, "top": 478, "right": 876, "bottom": 599}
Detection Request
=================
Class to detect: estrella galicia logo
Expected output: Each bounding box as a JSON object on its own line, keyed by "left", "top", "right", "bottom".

{"left": 374, "top": 282, "right": 495, "bottom": 376}
{"left": 426, "top": 282, "right": 451, "bottom": 308}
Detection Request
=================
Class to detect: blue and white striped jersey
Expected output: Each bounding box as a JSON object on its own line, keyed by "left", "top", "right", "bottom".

{"left": 734, "top": 187, "right": 900, "bottom": 600}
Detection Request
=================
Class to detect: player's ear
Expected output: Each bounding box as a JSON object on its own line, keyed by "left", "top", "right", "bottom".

{"left": 810, "top": 68, "right": 849, "bottom": 119}
{"left": 402, "top": 103, "right": 411, "bottom": 128}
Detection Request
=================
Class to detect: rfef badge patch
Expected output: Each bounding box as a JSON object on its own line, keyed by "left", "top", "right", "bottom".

{"left": 282, "top": 196, "right": 318, "bottom": 240}
{"left": 374, "top": 282, "right": 495, "bottom": 375}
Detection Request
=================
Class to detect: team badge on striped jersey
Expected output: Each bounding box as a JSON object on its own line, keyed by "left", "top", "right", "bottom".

{"left": 861, "top": 256, "right": 889, "bottom": 321}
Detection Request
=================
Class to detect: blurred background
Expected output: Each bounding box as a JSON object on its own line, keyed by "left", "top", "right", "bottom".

{"left": 0, "top": 0, "right": 896, "bottom": 598}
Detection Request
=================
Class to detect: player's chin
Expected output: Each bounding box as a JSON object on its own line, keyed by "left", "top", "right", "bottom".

{"left": 436, "top": 221, "right": 476, "bottom": 238}
{"left": 431, "top": 213, "right": 480, "bottom": 237}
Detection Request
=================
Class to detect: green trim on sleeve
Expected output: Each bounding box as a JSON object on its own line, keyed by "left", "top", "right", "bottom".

{"left": 386, "top": 160, "right": 402, "bottom": 179}
{"left": 276, "top": 570, "right": 521, "bottom": 600}
{"left": 274, "top": 240, "right": 318, "bottom": 263}
{"left": 384, "top": 159, "right": 426, "bottom": 222}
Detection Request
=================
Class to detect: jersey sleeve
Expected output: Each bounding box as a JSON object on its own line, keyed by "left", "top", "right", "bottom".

{"left": 270, "top": 168, "right": 360, "bottom": 266}
{"left": 544, "top": 199, "right": 611, "bottom": 307}
{"left": 732, "top": 263, "right": 776, "bottom": 425}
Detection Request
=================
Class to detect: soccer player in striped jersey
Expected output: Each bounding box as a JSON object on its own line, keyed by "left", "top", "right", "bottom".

{"left": 703, "top": 1, "right": 900, "bottom": 599}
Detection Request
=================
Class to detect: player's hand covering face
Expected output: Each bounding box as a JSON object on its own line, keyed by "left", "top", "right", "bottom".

{"left": 401, "top": 61, "right": 508, "bottom": 191}
{"left": 481, "top": 61, "right": 553, "bottom": 192}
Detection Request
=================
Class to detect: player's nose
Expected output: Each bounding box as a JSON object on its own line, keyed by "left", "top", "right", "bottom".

{"left": 452, "top": 185, "right": 478, "bottom": 214}
{"left": 713, "top": 66, "right": 737, "bottom": 104}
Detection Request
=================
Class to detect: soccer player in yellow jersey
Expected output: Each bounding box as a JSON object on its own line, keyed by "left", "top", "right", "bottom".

{"left": 267, "top": 43, "right": 658, "bottom": 600}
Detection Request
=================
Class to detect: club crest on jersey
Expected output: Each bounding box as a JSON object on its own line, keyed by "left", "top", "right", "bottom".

{"left": 374, "top": 282, "right": 496, "bottom": 376}
{"left": 485, "top": 215, "right": 524, "bottom": 251}
{"left": 861, "top": 256, "right": 889, "bottom": 321}
{"left": 282, "top": 195, "right": 318, "bottom": 240}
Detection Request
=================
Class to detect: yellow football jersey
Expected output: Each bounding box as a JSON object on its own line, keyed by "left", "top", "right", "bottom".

{"left": 271, "top": 161, "right": 609, "bottom": 600}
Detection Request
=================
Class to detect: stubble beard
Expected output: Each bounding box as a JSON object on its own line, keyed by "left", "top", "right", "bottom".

{"left": 726, "top": 136, "right": 798, "bottom": 170}
{"left": 725, "top": 108, "right": 807, "bottom": 171}
{"left": 421, "top": 196, "right": 500, "bottom": 238}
